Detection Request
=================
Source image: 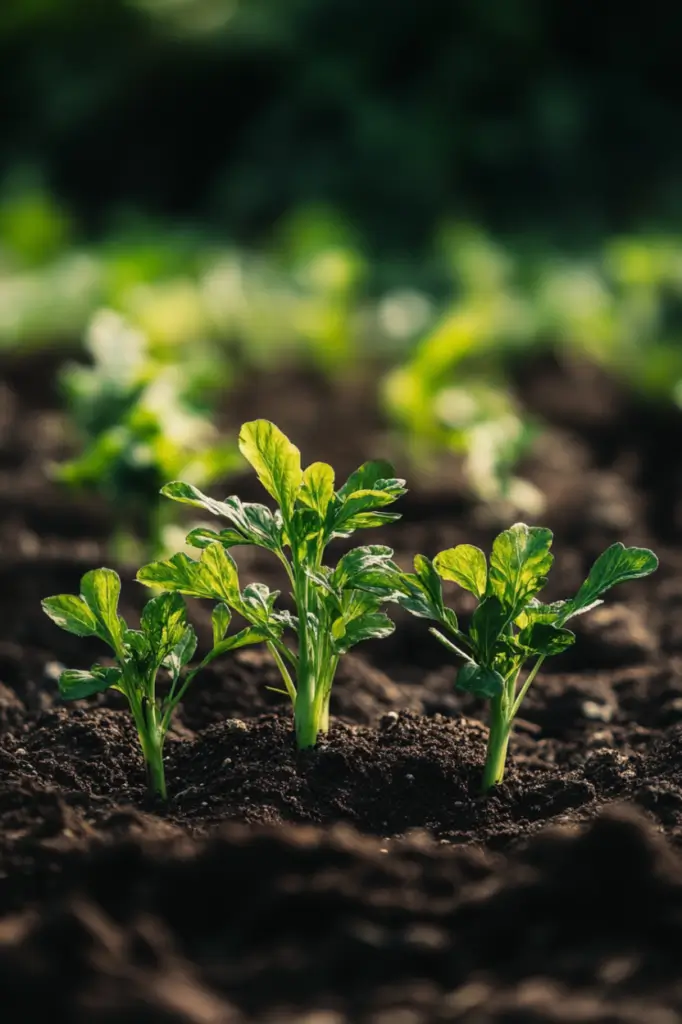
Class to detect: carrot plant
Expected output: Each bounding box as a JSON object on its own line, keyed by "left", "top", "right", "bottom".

{"left": 42, "top": 568, "right": 265, "bottom": 797}
{"left": 137, "top": 419, "right": 406, "bottom": 748}
{"left": 353, "top": 523, "right": 658, "bottom": 790}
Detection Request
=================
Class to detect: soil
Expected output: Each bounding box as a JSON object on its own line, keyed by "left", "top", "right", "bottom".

{"left": 3, "top": 345, "right": 682, "bottom": 1021}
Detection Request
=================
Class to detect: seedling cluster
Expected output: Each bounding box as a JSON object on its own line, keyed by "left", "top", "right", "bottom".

{"left": 43, "top": 419, "right": 658, "bottom": 798}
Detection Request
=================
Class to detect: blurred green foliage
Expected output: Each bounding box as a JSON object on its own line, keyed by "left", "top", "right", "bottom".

{"left": 3, "top": 0, "right": 682, "bottom": 522}
{"left": 57, "top": 308, "right": 241, "bottom": 559}
{"left": 2, "top": 0, "right": 682, "bottom": 257}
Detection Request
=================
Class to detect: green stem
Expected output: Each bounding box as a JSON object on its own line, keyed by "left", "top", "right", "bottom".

{"left": 481, "top": 655, "right": 547, "bottom": 793}
{"left": 318, "top": 689, "right": 331, "bottom": 733}
{"left": 510, "top": 655, "right": 546, "bottom": 720}
{"left": 482, "top": 693, "right": 511, "bottom": 792}
{"left": 130, "top": 692, "right": 167, "bottom": 800}
{"left": 141, "top": 728, "right": 167, "bottom": 800}
{"left": 293, "top": 562, "right": 318, "bottom": 748}
{"left": 160, "top": 644, "right": 223, "bottom": 733}
{"left": 268, "top": 641, "right": 297, "bottom": 705}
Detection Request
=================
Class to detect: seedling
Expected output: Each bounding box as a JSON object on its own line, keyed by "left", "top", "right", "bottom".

{"left": 354, "top": 523, "right": 658, "bottom": 791}
{"left": 137, "top": 419, "right": 406, "bottom": 748}
{"left": 42, "top": 568, "right": 265, "bottom": 797}
{"left": 57, "top": 309, "right": 239, "bottom": 559}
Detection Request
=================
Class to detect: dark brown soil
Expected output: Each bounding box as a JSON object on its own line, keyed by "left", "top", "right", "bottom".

{"left": 3, "top": 346, "right": 682, "bottom": 1020}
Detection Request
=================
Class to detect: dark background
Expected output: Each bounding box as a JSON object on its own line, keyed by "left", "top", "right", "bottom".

{"left": 3, "top": 0, "right": 681, "bottom": 259}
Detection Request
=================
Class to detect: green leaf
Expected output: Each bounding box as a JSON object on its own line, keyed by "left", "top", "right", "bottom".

{"left": 58, "top": 665, "right": 123, "bottom": 700}
{"left": 561, "top": 543, "right": 659, "bottom": 622}
{"left": 391, "top": 571, "right": 442, "bottom": 620}
{"left": 141, "top": 592, "right": 189, "bottom": 664}
{"left": 123, "top": 629, "right": 150, "bottom": 662}
{"left": 170, "top": 486, "right": 283, "bottom": 552}
{"left": 210, "top": 625, "right": 270, "bottom": 657}
{"left": 333, "top": 510, "right": 402, "bottom": 534}
{"left": 300, "top": 461, "right": 335, "bottom": 517}
{"left": 241, "top": 582, "right": 281, "bottom": 624}
{"left": 519, "top": 622, "right": 576, "bottom": 656}
{"left": 137, "top": 544, "right": 241, "bottom": 604}
{"left": 326, "top": 486, "right": 404, "bottom": 536}
{"left": 456, "top": 662, "right": 505, "bottom": 699}
{"left": 470, "top": 596, "right": 508, "bottom": 663}
{"left": 238, "top": 420, "right": 302, "bottom": 519}
{"left": 271, "top": 609, "right": 299, "bottom": 632}
{"left": 79, "top": 569, "right": 124, "bottom": 649}
{"left": 413, "top": 555, "right": 446, "bottom": 616}
{"left": 332, "top": 545, "right": 395, "bottom": 590}
{"left": 488, "top": 523, "right": 554, "bottom": 615}
{"left": 42, "top": 594, "right": 100, "bottom": 638}
{"left": 340, "top": 587, "right": 383, "bottom": 621}
{"left": 514, "top": 600, "right": 566, "bottom": 630}
{"left": 162, "top": 480, "right": 236, "bottom": 517}
{"left": 287, "top": 506, "right": 322, "bottom": 560}
{"left": 337, "top": 460, "right": 398, "bottom": 498}
{"left": 186, "top": 526, "right": 247, "bottom": 549}
{"left": 163, "top": 627, "right": 198, "bottom": 682}
{"left": 434, "top": 545, "right": 487, "bottom": 598}
{"left": 220, "top": 498, "right": 283, "bottom": 551}
{"left": 212, "top": 603, "right": 232, "bottom": 645}
{"left": 331, "top": 612, "right": 395, "bottom": 654}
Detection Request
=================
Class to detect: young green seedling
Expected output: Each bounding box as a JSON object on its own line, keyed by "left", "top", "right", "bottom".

{"left": 42, "top": 568, "right": 266, "bottom": 797}
{"left": 136, "top": 419, "right": 406, "bottom": 748}
{"left": 353, "top": 523, "right": 658, "bottom": 791}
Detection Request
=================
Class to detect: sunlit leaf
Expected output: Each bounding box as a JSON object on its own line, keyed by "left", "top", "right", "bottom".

{"left": 238, "top": 419, "right": 302, "bottom": 519}
{"left": 489, "top": 523, "right": 553, "bottom": 615}
{"left": 300, "top": 461, "right": 335, "bottom": 517}
{"left": 518, "top": 621, "right": 575, "bottom": 656}
{"left": 58, "top": 665, "right": 122, "bottom": 700}
{"left": 140, "top": 592, "right": 188, "bottom": 663}
{"left": 434, "top": 544, "right": 487, "bottom": 598}
{"left": 137, "top": 543, "right": 241, "bottom": 604}
{"left": 212, "top": 603, "right": 232, "bottom": 645}
{"left": 42, "top": 594, "right": 99, "bottom": 638}
{"left": 561, "top": 543, "right": 659, "bottom": 621}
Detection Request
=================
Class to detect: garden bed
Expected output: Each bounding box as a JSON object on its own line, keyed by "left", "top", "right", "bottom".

{"left": 2, "top": 348, "right": 682, "bottom": 1021}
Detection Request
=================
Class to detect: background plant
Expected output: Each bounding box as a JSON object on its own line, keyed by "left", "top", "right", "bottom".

{"left": 41, "top": 567, "right": 266, "bottom": 798}
{"left": 56, "top": 308, "right": 241, "bottom": 559}
{"left": 136, "top": 419, "right": 406, "bottom": 748}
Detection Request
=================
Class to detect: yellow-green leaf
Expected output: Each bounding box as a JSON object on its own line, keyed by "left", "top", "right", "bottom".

{"left": 238, "top": 420, "right": 302, "bottom": 518}
{"left": 488, "top": 523, "right": 553, "bottom": 614}
{"left": 300, "top": 461, "right": 335, "bottom": 517}
{"left": 42, "top": 594, "right": 99, "bottom": 638}
{"left": 434, "top": 545, "right": 487, "bottom": 598}
{"left": 80, "top": 568, "right": 123, "bottom": 649}
{"left": 137, "top": 544, "right": 241, "bottom": 605}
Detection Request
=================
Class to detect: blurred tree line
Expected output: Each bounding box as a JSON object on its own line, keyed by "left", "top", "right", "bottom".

{"left": 2, "top": 0, "right": 681, "bottom": 258}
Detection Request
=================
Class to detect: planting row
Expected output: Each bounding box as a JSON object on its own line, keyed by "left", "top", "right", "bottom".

{"left": 42, "top": 420, "right": 658, "bottom": 799}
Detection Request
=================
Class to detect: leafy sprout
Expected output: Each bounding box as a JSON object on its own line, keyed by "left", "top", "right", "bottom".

{"left": 352, "top": 523, "right": 658, "bottom": 791}
{"left": 137, "top": 419, "right": 406, "bottom": 748}
{"left": 42, "top": 567, "right": 265, "bottom": 798}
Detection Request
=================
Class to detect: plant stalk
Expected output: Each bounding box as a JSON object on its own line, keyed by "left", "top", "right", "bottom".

{"left": 138, "top": 698, "right": 167, "bottom": 799}
{"left": 143, "top": 734, "right": 167, "bottom": 800}
{"left": 293, "top": 568, "right": 317, "bottom": 748}
{"left": 482, "top": 693, "right": 512, "bottom": 792}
